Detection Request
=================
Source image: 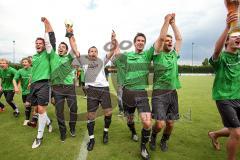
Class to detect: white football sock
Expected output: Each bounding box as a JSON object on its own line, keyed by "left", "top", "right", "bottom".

{"left": 15, "top": 108, "right": 19, "bottom": 112}
{"left": 37, "top": 112, "right": 47, "bottom": 139}
{"left": 46, "top": 115, "right": 51, "bottom": 125}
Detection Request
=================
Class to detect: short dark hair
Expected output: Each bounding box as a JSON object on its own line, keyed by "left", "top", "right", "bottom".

{"left": 35, "top": 37, "right": 45, "bottom": 44}
{"left": 133, "top": 33, "right": 146, "bottom": 43}
{"left": 88, "top": 46, "right": 98, "bottom": 53}
{"left": 21, "top": 57, "right": 32, "bottom": 64}
{"left": 60, "top": 42, "right": 68, "bottom": 51}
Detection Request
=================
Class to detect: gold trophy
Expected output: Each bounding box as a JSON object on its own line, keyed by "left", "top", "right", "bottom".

{"left": 64, "top": 19, "right": 74, "bottom": 38}
{"left": 225, "top": 0, "right": 240, "bottom": 33}
{"left": 64, "top": 19, "right": 73, "bottom": 28}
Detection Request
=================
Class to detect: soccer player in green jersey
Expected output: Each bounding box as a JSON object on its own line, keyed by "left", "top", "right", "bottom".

{"left": 113, "top": 58, "right": 124, "bottom": 116}
{"left": 48, "top": 20, "right": 80, "bottom": 142}
{"left": 112, "top": 31, "right": 158, "bottom": 159}
{"left": 149, "top": 13, "right": 182, "bottom": 152}
{"left": 30, "top": 17, "right": 54, "bottom": 149}
{"left": 13, "top": 57, "right": 32, "bottom": 125}
{"left": 0, "top": 58, "right": 19, "bottom": 117}
{"left": 209, "top": 12, "right": 240, "bottom": 160}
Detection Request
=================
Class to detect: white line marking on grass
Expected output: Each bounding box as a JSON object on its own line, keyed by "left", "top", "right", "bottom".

{"left": 77, "top": 131, "right": 89, "bottom": 160}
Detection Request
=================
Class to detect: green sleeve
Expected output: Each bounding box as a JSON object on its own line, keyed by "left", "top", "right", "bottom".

{"left": 113, "top": 56, "right": 121, "bottom": 66}
{"left": 119, "top": 53, "right": 127, "bottom": 64}
{"left": 49, "top": 50, "right": 58, "bottom": 59}
{"left": 209, "top": 55, "right": 221, "bottom": 71}
{"left": 67, "top": 51, "right": 74, "bottom": 62}
{"left": 14, "top": 70, "right": 21, "bottom": 81}
{"left": 11, "top": 67, "right": 17, "bottom": 76}
{"left": 145, "top": 46, "right": 154, "bottom": 61}
{"left": 173, "top": 50, "right": 180, "bottom": 59}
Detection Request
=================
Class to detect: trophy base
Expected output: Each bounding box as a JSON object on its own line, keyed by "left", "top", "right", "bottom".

{"left": 229, "top": 26, "right": 240, "bottom": 34}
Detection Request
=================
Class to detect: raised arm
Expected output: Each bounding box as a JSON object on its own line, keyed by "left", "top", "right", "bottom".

{"left": 66, "top": 27, "right": 80, "bottom": 58}
{"left": 212, "top": 12, "right": 238, "bottom": 60}
{"left": 154, "top": 14, "right": 173, "bottom": 53}
{"left": 170, "top": 14, "right": 182, "bottom": 53}
{"left": 41, "top": 17, "right": 56, "bottom": 53}
{"left": 106, "top": 30, "right": 119, "bottom": 59}
{"left": 42, "top": 17, "right": 53, "bottom": 33}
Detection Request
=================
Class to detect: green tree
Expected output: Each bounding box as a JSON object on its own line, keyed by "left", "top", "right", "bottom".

{"left": 202, "top": 58, "right": 209, "bottom": 66}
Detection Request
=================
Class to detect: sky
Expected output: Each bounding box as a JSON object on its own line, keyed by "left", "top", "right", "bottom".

{"left": 0, "top": 0, "right": 227, "bottom": 65}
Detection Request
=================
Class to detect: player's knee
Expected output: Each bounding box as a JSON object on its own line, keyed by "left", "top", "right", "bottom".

{"left": 25, "top": 101, "right": 31, "bottom": 106}
{"left": 143, "top": 120, "right": 152, "bottom": 129}
{"left": 166, "top": 121, "right": 174, "bottom": 128}
{"left": 127, "top": 115, "right": 134, "bottom": 123}
{"left": 231, "top": 129, "right": 240, "bottom": 139}
{"left": 156, "top": 121, "right": 165, "bottom": 129}
{"left": 37, "top": 106, "right": 46, "bottom": 114}
{"left": 88, "top": 112, "right": 96, "bottom": 120}
{"left": 24, "top": 102, "right": 31, "bottom": 108}
{"left": 104, "top": 109, "right": 112, "bottom": 116}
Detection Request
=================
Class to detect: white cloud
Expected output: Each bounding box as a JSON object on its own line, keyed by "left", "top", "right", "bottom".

{"left": 0, "top": 0, "right": 228, "bottom": 64}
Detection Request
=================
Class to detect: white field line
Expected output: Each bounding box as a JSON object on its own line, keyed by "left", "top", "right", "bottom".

{"left": 77, "top": 131, "right": 89, "bottom": 160}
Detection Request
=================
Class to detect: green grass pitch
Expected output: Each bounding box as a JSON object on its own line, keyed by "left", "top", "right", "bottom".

{"left": 0, "top": 75, "right": 238, "bottom": 160}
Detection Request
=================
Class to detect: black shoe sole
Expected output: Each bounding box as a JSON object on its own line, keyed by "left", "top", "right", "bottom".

{"left": 160, "top": 143, "right": 168, "bottom": 152}
{"left": 103, "top": 139, "right": 108, "bottom": 144}
{"left": 87, "top": 141, "right": 95, "bottom": 151}
{"left": 87, "top": 145, "right": 94, "bottom": 151}
{"left": 149, "top": 144, "right": 156, "bottom": 151}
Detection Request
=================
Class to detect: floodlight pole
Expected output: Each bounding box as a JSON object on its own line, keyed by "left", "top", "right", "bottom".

{"left": 192, "top": 42, "right": 194, "bottom": 73}
{"left": 13, "top": 40, "right": 15, "bottom": 63}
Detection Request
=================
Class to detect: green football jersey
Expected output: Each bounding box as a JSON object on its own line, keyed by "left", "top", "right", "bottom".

{"left": 210, "top": 50, "right": 240, "bottom": 100}
{"left": 153, "top": 50, "right": 181, "bottom": 90}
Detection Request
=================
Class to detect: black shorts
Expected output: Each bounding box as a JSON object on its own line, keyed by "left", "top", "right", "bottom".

{"left": 2, "top": 90, "right": 15, "bottom": 102}
{"left": 29, "top": 80, "right": 50, "bottom": 106}
{"left": 122, "top": 87, "right": 151, "bottom": 116}
{"left": 52, "top": 84, "right": 77, "bottom": 99}
{"left": 151, "top": 90, "right": 179, "bottom": 120}
{"left": 22, "top": 94, "right": 31, "bottom": 103}
{"left": 86, "top": 86, "right": 112, "bottom": 112}
{"left": 216, "top": 100, "right": 240, "bottom": 128}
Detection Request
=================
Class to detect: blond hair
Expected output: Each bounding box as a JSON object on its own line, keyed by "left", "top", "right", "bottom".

{"left": 0, "top": 58, "right": 10, "bottom": 64}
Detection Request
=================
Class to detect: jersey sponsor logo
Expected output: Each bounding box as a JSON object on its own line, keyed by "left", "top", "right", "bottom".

{"left": 88, "top": 63, "right": 99, "bottom": 69}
